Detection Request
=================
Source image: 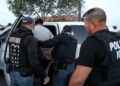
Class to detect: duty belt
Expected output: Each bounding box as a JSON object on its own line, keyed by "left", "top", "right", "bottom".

{"left": 58, "top": 62, "right": 75, "bottom": 69}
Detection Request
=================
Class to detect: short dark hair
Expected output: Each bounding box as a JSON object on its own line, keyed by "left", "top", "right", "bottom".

{"left": 35, "top": 18, "right": 43, "bottom": 25}
{"left": 83, "top": 7, "right": 106, "bottom": 23}
{"left": 62, "top": 25, "right": 72, "bottom": 33}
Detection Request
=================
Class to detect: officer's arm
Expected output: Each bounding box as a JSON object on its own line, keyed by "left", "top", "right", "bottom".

{"left": 25, "top": 36, "right": 46, "bottom": 79}
{"left": 38, "top": 33, "right": 63, "bottom": 48}
{"left": 69, "top": 65, "right": 92, "bottom": 86}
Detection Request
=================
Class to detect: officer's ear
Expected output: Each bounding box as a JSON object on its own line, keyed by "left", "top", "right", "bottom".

{"left": 91, "top": 21, "right": 97, "bottom": 30}
{"left": 90, "top": 21, "right": 94, "bottom": 30}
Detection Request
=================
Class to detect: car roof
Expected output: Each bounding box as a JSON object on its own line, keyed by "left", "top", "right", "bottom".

{"left": 108, "top": 25, "right": 120, "bottom": 32}
{"left": 44, "top": 22, "right": 84, "bottom": 32}
{"left": 44, "top": 22, "right": 84, "bottom": 25}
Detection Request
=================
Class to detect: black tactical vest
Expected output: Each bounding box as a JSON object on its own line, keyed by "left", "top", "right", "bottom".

{"left": 85, "top": 30, "right": 120, "bottom": 86}
{"left": 8, "top": 30, "right": 33, "bottom": 70}
{"left": 52, "top": 33, "right": 77, "bottom": 64}
{"left": 64, "top": 33, "right": 77, "bottom": 62}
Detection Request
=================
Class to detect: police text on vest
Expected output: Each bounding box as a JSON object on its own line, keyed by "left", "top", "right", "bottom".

{"left": 109, "top": 40, "right": 120, "bottom": 59}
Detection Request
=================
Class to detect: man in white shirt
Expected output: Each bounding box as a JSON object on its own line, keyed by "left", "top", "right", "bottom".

{"left": 33, "top": 18, "right": 54, "bottom": 59}
{"left": 33, "top": 18, "right": 54, "bottom": 41}
{"left": 33, "top": 18, "right": 54, "bottom": 86}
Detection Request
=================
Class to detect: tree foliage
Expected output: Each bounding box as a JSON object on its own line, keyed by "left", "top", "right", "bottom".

{"left": 7, "top": 0, "right": 56, "bottom": 19}
{"left": 55, "top": 0, "right": 84, "bottom": 21}
{"left": 7, "top": 0, "right": 84, "bottom": 21}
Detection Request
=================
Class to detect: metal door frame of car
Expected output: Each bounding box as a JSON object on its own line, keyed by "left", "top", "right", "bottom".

{"left": 2, "top": 14, "right": 24, "bottom": 86}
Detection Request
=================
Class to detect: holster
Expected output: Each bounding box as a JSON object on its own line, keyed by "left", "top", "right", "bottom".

{"left": 59, "top": 63, "right": 67, "bottom": 69}
{"left": 20, "top": 67, "right": 33, "bottom": 77}
{"left": 6, "top": 58, "right": 12, "bottom": 73}
{"left": 6, "top": 63, "right": 12, "bottom": 73}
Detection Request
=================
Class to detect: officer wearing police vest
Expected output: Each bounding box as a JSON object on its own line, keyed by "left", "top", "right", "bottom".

{"left": 69, "top": 8, "right": 120, "bottom": 86}
{"left": 8, "top": 17, "right": 50, "bottom": 86}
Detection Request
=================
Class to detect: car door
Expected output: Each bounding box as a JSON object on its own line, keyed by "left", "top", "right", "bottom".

{"left": 0, "top": 29, "right": 11, "bottom": 68}
{"left": 0, "top": 14, "right": 23, "bottom": 86}
{"left": 71, "top": 25, "right": 88, "bottom": 44}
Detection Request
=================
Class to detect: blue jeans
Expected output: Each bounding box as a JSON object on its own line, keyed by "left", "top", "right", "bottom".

{"left": 10, "top": 71, "right": 34, "bottom": 86}
{"left": 52, "top": 63, "right": 75, "bottom": 86}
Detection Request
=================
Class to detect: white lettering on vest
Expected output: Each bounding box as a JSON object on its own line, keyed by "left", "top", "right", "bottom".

{"left": 117, "top": 50, "right": 120, "bottom": 59}
{"left": 9, "top": 37, "right": 21, "bottom": 44}
{"left": 109, "top": 40, "right": 120, "bottom": 59}
{"left": 109, "top": 40, "right": 120, "bottom": 51}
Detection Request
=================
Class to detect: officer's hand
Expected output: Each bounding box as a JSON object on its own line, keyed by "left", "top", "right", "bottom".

{"left": 37, "top": 40, "right": 43, "bottom": 46}
{"left": 43, "top": 76, "right": 50, "bottom": 84}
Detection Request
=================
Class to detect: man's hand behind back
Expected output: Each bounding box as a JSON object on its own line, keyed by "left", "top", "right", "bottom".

{"left": 43, "top": 76, "right": 50, "bottom": 84}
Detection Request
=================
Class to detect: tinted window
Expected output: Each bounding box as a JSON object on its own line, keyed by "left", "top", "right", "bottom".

{"left": 0, "top": 30, "right": 10, "bottom": 42}
{"left": 117, "top": 31, "right": 120, "bottom": 34}
{"left": 45, "top": 25, "right": 56, "bottom": 36}
{"left": 71, "top": 25, "right": 88, "bottom": 44}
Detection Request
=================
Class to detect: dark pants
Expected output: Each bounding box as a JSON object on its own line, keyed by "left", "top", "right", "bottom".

{"left": 35, "top": 59, "right": 53, "bottom": 86}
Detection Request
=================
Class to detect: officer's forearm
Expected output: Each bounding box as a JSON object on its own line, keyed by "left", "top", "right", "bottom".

{"left": 38, "top": 40, "right": 54, "bottom": 48}
{"left": 69, "top": 80, "right": 84, "bottom": 86}
{"left": 37, "top": 41, "right": 45, "bottom": 47}
{"left": 28, "top": 51, "right": 46, "bottom": 79}
{"left": 69, "top": 75, "right": 85, "bottom": 86}
{"left": 69, "top": 65, "right": 92, "bottom": 86}
{"left": 31, "top": 62, "right": 46, "bottom": 79}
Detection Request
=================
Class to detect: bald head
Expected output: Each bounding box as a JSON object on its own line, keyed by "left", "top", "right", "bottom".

{"left": 83, "top": 7, "right": 106, "bottom": 23}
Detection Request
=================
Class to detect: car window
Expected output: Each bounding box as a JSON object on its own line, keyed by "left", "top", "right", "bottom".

{"left": 45, "top": 25, "right": 57, "bottom": 36}
{"left": 0, "top": 30, "right": 10, "bottom": 42}
{"left": 116, "top": 31, "right": 120, "bottom": 34}
{"left": 71, "top": 25, "right": 88, "bottom": 44}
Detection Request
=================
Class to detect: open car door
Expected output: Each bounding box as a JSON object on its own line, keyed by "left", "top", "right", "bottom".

{"left": 0, "top": 14, "right": 24, "bottom": 86}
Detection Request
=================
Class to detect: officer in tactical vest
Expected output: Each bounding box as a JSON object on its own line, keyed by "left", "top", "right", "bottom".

{"left": 38, "top": 25, "right": 78, "bottom": 86}
{"left": 8, "top": 17, "right": 50, "bottom": 86}
{"left": 69, "top": 7, "right": 120, "bottom": 86}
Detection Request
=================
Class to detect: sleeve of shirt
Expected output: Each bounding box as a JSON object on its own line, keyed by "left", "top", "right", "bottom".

{"left": 38, "top": 33, "right": 63, "bottom": 48}
{"left": 33, "top": 26, "right": 42, "bottom": 40}
{"left": 32, "top": 29, "right": 37, "bottom": 38}
{"left": 48, "top": 29, "right": 54, "bottom": 39}
{"left": 23, "top": 36, "right": 46, "bottom": 79}
{"left": 77, "top": 38, "right": 100, "bottom": 67}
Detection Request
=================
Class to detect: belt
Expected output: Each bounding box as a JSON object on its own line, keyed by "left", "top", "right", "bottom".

{"left": 58, "top": 62, "right": 75, "bottom": 69}
{"left": 59, "top": 63, "right": 67, "bottom": 69}
{"left": 66, "top": 61, "right": 75, "bottom": 64}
